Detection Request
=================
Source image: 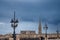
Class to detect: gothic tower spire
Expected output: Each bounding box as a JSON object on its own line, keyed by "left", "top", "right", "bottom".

{"left": 38, "top": 19, "right": 42, "bottom": 34}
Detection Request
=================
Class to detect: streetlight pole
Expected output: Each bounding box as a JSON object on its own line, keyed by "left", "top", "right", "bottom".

{"left": 56, "top": 26, "right": 59, "bottom": 40}
{"left": 10, "top": 11, "right": 18, "bottom": 40}
{"left": 43, "top": 23, "right": 48, "bottom": 40}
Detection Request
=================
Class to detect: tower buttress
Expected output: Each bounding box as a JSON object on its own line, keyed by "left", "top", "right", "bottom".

{"left": 38, "top": 20, "right": 42, "bottom": 34}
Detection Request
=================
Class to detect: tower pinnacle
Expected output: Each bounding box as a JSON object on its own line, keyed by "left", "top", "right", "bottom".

{"left": 38, "top": 19, "right": 42, "bottom": 34}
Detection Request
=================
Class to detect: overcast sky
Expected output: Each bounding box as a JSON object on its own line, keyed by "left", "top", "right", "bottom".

{"left": 0, "top": 0, "right": 60, "bottom": 34}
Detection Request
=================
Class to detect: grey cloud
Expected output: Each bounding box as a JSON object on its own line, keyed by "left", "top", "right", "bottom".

{"left": 0, "top": 0, "right": 60, "bottom": 25}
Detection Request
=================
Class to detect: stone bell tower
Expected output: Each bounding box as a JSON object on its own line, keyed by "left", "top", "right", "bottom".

{"left": 38, "top": 19, "right": 42, "bottom": 34}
